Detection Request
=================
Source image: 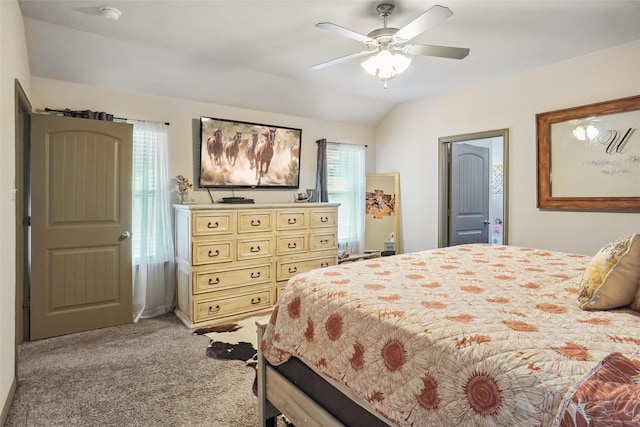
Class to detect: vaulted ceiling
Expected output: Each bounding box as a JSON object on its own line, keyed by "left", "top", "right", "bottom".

{"left": 18, "top": 0, "right": 640, "bottom": 127}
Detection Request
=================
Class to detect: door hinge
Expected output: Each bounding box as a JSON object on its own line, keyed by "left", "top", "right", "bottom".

{"left": 24, "top": 216, "right": 31, "bottom": 226}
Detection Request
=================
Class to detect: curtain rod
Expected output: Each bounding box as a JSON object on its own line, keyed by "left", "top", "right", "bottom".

{"left": 42, "top": 108, "right": 170, "bottom": 126}
{"left": 119, "top": 117, "right": 170, "bottom": 126}
{"left": 316, "top": 139, "right": 367, "bottom": 148}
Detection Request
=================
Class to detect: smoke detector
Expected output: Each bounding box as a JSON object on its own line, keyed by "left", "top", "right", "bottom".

{"left": 100, "top": 6, "right": 121, "bottom": 21}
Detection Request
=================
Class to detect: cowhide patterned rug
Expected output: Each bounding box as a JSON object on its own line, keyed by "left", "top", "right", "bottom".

{"left": 192, "top": 314, "right": 271, "bottom": 361}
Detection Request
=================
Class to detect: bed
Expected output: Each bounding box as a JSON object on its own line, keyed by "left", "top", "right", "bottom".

{"left": 258, "top": 243, "right": 640, "bottom": 426}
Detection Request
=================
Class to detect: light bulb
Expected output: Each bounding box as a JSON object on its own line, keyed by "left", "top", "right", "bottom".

{"left": 361, "top": 50, "right": 412, "bottom": 83}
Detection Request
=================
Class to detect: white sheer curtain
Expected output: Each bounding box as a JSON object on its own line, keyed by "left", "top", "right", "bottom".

{"left": 129, "top": 120, "right": 176, "bottom": 322}
{"left": 326, "top": 142, "right": 366, "bottom": 255}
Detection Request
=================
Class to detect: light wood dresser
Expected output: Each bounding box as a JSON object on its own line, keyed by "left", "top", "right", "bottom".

{"left": 174, "top": 203, "right": 339, "bottom": 328}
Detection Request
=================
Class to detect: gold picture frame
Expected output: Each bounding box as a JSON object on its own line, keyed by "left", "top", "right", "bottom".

{"left": 536, "top": 95, "right": 640, "bottom": 211}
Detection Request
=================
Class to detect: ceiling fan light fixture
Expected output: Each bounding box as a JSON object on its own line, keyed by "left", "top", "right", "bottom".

{"left": 314, "top": 3, "right": 468, "bottom": 87}
{"left": 361, "top": 50, "right": 411, "bottom": 80}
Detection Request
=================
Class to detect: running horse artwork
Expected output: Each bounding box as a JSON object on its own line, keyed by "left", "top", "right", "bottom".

{"left": 254, "top": 128, "right": 276, "bottom": 181}
{"left": 224, "top": 131, "right": 242, "bottom": 167}
{"left": 246, "top": 132, "right": 258, "bottom": 170}
{"left": 206, "top": 128, "right": 223, "bottom": 166}
{"left": 198, "top": 116, "right": 301, "bottom": 189}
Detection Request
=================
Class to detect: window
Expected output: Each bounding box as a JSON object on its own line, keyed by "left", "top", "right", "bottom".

{"left": 130, "top": 121, "right": 174, "bottom": 264}
{"left": 130, "top": 120, "right": 176, "bottom": 322}
{"left": 326, "top": 142, "right": 366, "bottom": 254}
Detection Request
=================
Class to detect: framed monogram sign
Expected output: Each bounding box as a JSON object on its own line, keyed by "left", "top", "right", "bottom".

{"left": 536, "top": 95, "right": 640, "bottom": 211}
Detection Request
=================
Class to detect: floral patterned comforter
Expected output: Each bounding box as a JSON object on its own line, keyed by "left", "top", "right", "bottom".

{"left": 553, "top": 352, "right": 640, "bottom": 426}
{"left": 261, "top": 244, "right": 640, "bottom": 426}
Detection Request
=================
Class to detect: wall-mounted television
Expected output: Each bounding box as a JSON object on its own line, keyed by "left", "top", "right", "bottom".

{"left": 199, "top": 116, "right": 302, "bottom": 189}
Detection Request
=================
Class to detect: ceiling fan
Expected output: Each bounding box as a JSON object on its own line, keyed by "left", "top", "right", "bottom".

{"left": 312, "top": 3, "right": 469, "bottom": 83}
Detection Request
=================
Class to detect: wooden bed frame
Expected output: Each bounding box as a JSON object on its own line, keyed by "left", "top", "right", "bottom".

{"left": 257, "top": 319, "right": 345, "bottom": 427}
{"left": 256, "top": 321, "right": 389, "bottom": 427}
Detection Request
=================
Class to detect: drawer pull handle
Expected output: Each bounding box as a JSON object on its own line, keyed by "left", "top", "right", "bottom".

{"left": 251, "top": 219, "right": 261, "bottom": 226}
{"left": 208, "top": 305, "right": 220, "bottom": 314}
{"left": 320, "top": 239, "right": 329, "bottom": 244}
{"left": 320, "top": 216, "right": 329, "bottom": 223}
{"left": 288, "top": 267, "right": 298, "bottom": 274}
{"left": 288, "top": 242, "right": 297, "bottom": 249}
{"left": 207, "top": 221, "right": 219, "bottom": 229}
{"left": 208, "top": 277, "right": 220, "bottom": 285}
{"left": 250, "top": 246, "right": 261, "bottom": 253}
{"left": 288, "top": 218, "right": 297, "bottom": 224}
{"left": 320, "top": 262, "right": 329, "bottom": 268}
{"left": 251, "top": 272, "right": 261, "bottom": 279}
{"left": 251, "top": 297, "right": 261, "bottom": 305}
{"left": 208, "top": 249, "right": 220, "bottom": 257}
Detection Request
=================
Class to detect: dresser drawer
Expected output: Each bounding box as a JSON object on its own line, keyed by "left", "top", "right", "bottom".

{"left": 193, "top": 240, "right": 234, "bottom": 265}
{"left": 310, "top": 208, "right": 337, "bottom": 228}
{"left": 237, "top": 236, "right": 273, "bottom": 260}
{"left": 276, "top": 209, "right": 307, "bottom": 231}
{"left": 277, "top": 255, "right": 337, "bottom": 281}
{"left": 194, "top": 264, "right": 272, "bottom": 294}
{"left": 237, "top": 210, "right": 274, "bottom": 233}
{"left": 193, "top": 211, "right": 233, "bottom": 235}
{"left": 193, "top": 288, "right": 271, "bottom": 323}
{"left": 310, "top": 231, "right": 337, "bottom": 251}
{"left": 276, "top": 234, "right": 307, "bottom": 256}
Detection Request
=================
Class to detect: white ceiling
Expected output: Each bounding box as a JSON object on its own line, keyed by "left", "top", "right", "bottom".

{"left": 18, "top": 0, "right": 640, "bottom": 127}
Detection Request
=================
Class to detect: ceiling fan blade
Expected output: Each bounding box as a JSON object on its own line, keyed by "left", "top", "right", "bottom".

{"left": 394, "top": 5, "right": 453, "bottom": 43}
{"left": 311, "top": 50, "right": 374, "bottom": 69}
{"left": 316, "top": 22, "right": 373, "bottom": 43}
{"left": 402, "top": 44, "right": 470, "bottom": 60}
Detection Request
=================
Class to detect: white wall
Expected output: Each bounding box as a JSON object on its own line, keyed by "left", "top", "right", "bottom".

{"left": 0, "top": 0, "right": 31, "bottom": 419}
{"left": 377, "top": 40, "right": 640, "bottom": 255}
{"left": 30, "top": 78, "right": 375, "bottom": 204}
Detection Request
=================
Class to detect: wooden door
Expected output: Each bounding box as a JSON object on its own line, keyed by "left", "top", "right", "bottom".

{"left": 30, "top": 114, "right": 133, "bottom": 340}
{"left": 449, "top": 143, "right": 490, "bottom": 245}
{"left": 15, "top": 80, "right": 32, "bottom": 347}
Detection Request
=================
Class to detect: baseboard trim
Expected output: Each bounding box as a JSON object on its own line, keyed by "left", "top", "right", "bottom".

{"left": 1, "top": 377, "right": 16, "bottom": 425}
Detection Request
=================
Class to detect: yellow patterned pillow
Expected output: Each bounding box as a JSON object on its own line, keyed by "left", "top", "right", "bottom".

{"left": 578, "top": 234, "right": 640, "bottom": 310}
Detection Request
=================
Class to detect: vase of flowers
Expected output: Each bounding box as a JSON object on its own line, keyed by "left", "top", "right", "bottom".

{"left": 176, "top": 175, "right": 193, "bottom": 203}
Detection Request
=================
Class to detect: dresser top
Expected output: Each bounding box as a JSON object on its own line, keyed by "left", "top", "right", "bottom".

{"left": 174, "top": 202, "right": 340, "bottom": 211}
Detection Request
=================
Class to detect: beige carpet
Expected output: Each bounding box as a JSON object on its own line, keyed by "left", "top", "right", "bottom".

{"left": 5, "top": 313, "right": 259, "bottom": 427}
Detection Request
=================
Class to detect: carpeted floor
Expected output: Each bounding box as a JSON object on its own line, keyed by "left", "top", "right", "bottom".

{"left": 5, "top": 313, "right": 259, "bottom": 427}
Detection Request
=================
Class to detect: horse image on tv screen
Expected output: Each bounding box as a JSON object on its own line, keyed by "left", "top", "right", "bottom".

{"left": 199, "top": 117, "right": 301, "bottom": 188}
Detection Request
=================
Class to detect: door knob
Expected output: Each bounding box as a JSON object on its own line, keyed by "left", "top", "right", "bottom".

{"left": 483, "top": 220, "right": 491, "bottom": 225}
{"left": 120, "top": 231, "right": 133, "bottom": 240}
